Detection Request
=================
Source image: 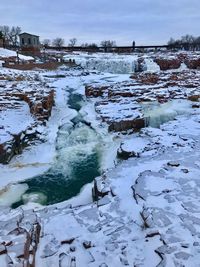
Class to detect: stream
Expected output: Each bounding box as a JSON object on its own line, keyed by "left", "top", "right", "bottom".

{"left": 12, "top": 91, "right": 106, "bottom": 207}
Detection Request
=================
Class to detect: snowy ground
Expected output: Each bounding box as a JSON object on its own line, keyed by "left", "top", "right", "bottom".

{"left": 0, "top": 48, "right": 34, "bottom": 61}
{"left": 0, "top": 51, "right": 200, "bottom": 266}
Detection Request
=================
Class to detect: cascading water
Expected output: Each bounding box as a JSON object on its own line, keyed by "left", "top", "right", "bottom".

{"left": 144, "top": 57, "right": 160, "bottom": 72}
{"left": 11, "top": 93, "right": 109, "bottom": 208}
{"left": 143, "top": 100, "right": 192, "bottom": 128}
{"left": 64, "top": 53, "right": 138, "bottom": 74}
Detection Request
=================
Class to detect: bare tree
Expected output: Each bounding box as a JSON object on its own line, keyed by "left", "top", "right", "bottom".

{"left": 100, "top": 40, "right": 116, "bottom": 52}
{"left": 42, "top": 39, "right": 51, "bottom": 47}
{"left": 68, "top": 38, "right": 77, "bottom": 47}
{"left": 52, "top": 38, "right": 64, "bottom": 49}
{"left": 81, "top": 43, "right": 98, "bottom": 48}
{"left": 168, "top": 38, "right": 176, "bottom": 45}
{"left": 9, "top": 26, "right": 21, "bottom": 47}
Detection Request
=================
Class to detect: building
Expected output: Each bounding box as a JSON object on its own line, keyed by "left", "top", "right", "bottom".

{"left": 19, "top": 33, "right": 40, "bottom": 48}
{"left": 19, "top": 32, "right": 40, "bottom": 56}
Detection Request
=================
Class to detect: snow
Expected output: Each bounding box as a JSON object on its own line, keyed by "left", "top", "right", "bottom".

{"left": 0, "top": 51, "right": 200, "bottom": 266}
{"left": 0, "top": 183, "right": 28, "bottom": 207}
{"left": 0, "top": 101, "right": 35, "bottom": 143}
{"left": 0, "top": 48, "right": 34, "bottom": 61}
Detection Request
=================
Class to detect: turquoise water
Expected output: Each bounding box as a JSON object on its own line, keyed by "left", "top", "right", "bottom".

{"left": 12, "top": 92, "right": 102, "bottom": 208}
{"left": 12, "top": 152, "right": 100, "bottom": 208}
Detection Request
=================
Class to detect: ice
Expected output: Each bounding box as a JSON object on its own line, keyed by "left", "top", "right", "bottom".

{"left": 143, "top": 99, "right": 192, "bottom": 128}
{"left": 64, "top": 53, "right": 138, "bottom": 74}
{"left": 144, "top": 57, "right": 160, "bottom": 72}
{"left": 0, "top": 183, "right": 28, "bottom": 207}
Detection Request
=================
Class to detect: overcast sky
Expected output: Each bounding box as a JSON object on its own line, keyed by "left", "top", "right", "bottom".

{"left": 0, "top": 0, "right": 199, "bottom": 45}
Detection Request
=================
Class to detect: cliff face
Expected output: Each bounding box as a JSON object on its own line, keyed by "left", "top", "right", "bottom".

{"left": 0, "top": 72, "right": 54, "bottom": 164}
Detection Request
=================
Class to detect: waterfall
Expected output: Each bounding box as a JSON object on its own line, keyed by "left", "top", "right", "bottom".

{"left": 64, "top": 53, "right": 138, "bottom": 74}
{"left": 144, "top": 58, "right": 160, "bottom": 72}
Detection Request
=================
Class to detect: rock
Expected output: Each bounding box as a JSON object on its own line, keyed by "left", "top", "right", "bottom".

{"left": 61, "top": 238, "right": 75, "bottom": 245}
{"left": 92, "top": 176, "right": 110, "bottom": 201}
{"left": 154, "top": 58, "right": 181, "bottom": 71}
{"left": 192, "top": 103, "right": 200, "bottom": 108}
{"left": 185, "top": 58, "right": 200, "bottom": 69}
{"left": 188, "top": 95, "right": 200, "bottom": 102}
{"left": 167, "top": 161, "right": 180, "bottom": 167}
{"left": 85, "top": 85, "right": 109, "bottom": 97}
{"left": 117, "top": 137, "right": 148, "bottom": 159}
{"left": 70, "top": 246, "right": 76, "bottom": 252}
{"left": 83, "top": 241, "right": 92, "bottom": 249}
{"left": 108, "top": 118, "right": 145, "bottom": 132}
{"left": 130, "top": 73, "right": 159, "bottom": 84}
{"left": 0, "top": 244, "right": 6, "bottom": 255}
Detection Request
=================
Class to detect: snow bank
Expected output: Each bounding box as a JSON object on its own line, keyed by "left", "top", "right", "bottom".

{"left": 0, "top": 48, "right": 34, "bottom": 61}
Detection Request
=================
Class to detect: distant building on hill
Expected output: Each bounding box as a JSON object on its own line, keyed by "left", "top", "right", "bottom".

{"left": 19, "top": 32, "right": 40, "bottom": 56}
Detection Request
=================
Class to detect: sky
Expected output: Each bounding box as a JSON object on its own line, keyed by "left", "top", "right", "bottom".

{"left": 0, "top": 0, "right": 199, "bottom": 45}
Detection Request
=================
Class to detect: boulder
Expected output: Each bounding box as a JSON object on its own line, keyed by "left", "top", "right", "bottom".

{"left": 108, "top": 118, "right": 145, "bottom": 132}
{"left": 85, "top": 85, "right": 109, "bottom": 97}
{"left": 154, "top": 58, "right": 181, "bottom": 71}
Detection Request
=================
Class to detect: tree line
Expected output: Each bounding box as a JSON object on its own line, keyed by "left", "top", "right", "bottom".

{"left": 168, "top": 34, "right": 200, "bottom": 50}
{"left": 42, "top": 38, "right": 117, "bottom": 49}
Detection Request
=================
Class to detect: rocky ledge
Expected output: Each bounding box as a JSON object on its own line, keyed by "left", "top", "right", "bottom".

{"left": 154, "top": 53, "right": 200, "bottom": 70}
{"left": 0, "top": 71, "right": 54, "bottom": 164}
{"left": 85, "top": 70, "right": 200, "bottom": 132}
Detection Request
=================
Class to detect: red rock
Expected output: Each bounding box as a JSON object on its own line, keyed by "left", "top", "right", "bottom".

{"left": 185, "top": 58, "right": 200, "bottom": 69}
{"left": 154, "top": 58, "right": 181, "bottom": 71}
{"left": 85, "top": 85, "right": 109, "bottom": 97}
{"left": 108, "top": 118, "right": 145, "bottom": 132}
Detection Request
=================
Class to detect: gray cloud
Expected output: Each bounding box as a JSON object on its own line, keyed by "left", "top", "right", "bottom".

{"left": 0, "top": 0, "right": 199, "bottom": 45}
